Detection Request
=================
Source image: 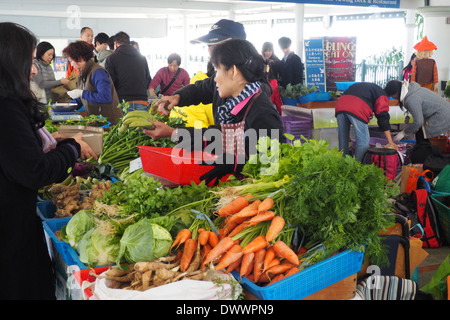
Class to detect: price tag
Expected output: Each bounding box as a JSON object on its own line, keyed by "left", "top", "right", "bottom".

{"left": 129, "top": 157, "right": 142, "bottom": 173}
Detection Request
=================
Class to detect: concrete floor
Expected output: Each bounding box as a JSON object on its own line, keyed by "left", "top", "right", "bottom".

{"left": 417, "top": 245, "right": 450, "bottom": 289}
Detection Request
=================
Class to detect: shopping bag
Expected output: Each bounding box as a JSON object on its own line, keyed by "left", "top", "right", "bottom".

{"left": 421, "top": 253, "right": 450, "bottom": 300}
{"left": 406, "top": 169, "right": 433, "bottom": 193}
{"left": 400, "top": 164, "right": 423, "bottom": 194}
{"left": 431, "top": 165, "right": 450, "bottom": 193}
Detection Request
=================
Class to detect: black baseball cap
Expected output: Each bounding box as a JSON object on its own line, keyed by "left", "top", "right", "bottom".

{"left": 190, "top": 19, "right": 246, "bottom": 45}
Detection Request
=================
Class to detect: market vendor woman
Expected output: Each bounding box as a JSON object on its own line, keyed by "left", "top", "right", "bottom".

{"left": 0, "top": 22, "right": 90, "bottom": 299}
{"left": 63, "top": 40, "right": 123, "bottom": 125}
{"left": 144, "top": 39, "right": 285, "bottom": 185}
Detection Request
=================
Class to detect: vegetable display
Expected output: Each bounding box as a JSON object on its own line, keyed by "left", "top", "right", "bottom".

{"left": 97, "top": 108, "right": 185, "bottom": 175}
{"left": 279, "top": 83, "right": 320, "bottom": 99}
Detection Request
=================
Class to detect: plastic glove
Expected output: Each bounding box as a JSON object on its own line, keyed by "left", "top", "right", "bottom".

{"left": 67, "top": 89, "right": 83, "bottom": 99}
{"left": 199, "top": 153, "right": 244, "bottom": 186}
{"left": 393, "top": 130, "right": 405, "bottom": 142}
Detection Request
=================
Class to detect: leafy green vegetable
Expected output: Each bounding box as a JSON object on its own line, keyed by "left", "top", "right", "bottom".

{"left": 60, "top": 210, "right": 95, "bottom": 250}
{"left": 116, "top": 218, "right": 172, "bottom": 265}
{"left": 77, "top": 227, "right": 121, "bottom": 267}
{"left": 279, "top": 83, "right": 320, "bottom": 98}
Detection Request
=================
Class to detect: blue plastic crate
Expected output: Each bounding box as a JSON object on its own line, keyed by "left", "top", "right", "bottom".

{"left": 232, "top": 249, "right": 364, "bottom": 300}
{"left": 298, "top": 92, "right": 330, "bottom": 105}
{"left": 335, "top": 81, "right": 356, "bottom": 91}
{"left": 37, "top": 200, "right": 57, "bottom": 220}
{"left": 282, "top": 97, "right": 299, "bottom": 106}
{"left": 43, "top": 217, "right": 78, "bottom": 266}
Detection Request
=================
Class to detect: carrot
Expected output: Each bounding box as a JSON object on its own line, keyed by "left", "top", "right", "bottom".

{"left": 217, "top": 196, "right": 251, "bottom": 217}
{"left": 273, "top": 240, "right": 300, "bottom": 266}
{"left": 265, "top": 216, "right": 285, "bottom": 242}
{"left": 198, "top": 230, "right": 210, "bottom": 246}
{"left": 170, "top": 228, "right": 191, "bottom": 251}
{"left": 180, "top": 238, "right": 197, "bottom": 272}
{"left": 267, "top": 274, "right": 284, "bottom": 286}
{"left": 296, "top": 246, "right": 308, "bottom": 256}
{"left": 201, "top": 243, "right": 212, "bottom": 260}
{"left": 258, "top": 272, "right": 270, "bottom": 284}
{"left": 253, "top": 248, "right": 266, "bottom": 283}
{"left": 247, "top": 211, "right": 275, "bottom": 226}
{"left": 258, "top": 197, "right": 274, "bottom": 213}
{"left": 263, "top": 246, "right": 276, "bottom": 272}
{"left": 222, "top": 220, "right": 239, "bottom": 236}
{"left": 203, "top": 236, "right": 235, "bottom": 266}
{"left": 214, "top": 244, "right": 243, "bottom": 271}
{"left": 225, "top": 256, "right": 242, "bottom": 273}
{"left": 226, "top": 207, "right": 259, "bottom": 225}
{"left": 240, "top": 252, "right": 255, "bottom": 277}
{"left": 208, "top": 231, "right": 220, "bottom": 247}
{"left": 266, "top": 258, "right": 281, "bottom": 270}
{"left": 266, "top": 262, "right": 294, "bottom": 276}
{"left": 242, "top": 235, "right": 267, "bottom": 254}
{"left": 198, "top": 228, "right": 205, "bottom": 233}
{"left": 228, "top": 221, "right": 250, "bottom": 238}
{"left": 284, "top": 267, "right": 300, "bottom": 278}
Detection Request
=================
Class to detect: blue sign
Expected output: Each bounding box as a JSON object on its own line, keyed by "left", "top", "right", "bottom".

{"left": 243, "top": 0, "right": 400, "bottom": 8}
{"left": 304, "top": 38, "right": 326, "bottom": 92}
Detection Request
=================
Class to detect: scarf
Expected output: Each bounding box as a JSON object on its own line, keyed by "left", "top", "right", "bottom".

{"left": 217, "top": 81, "right": 261, "bottom": 124}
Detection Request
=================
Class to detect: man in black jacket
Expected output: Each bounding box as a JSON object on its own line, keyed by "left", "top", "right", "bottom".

{"left": 105, "top": 31, "right": 151, "bottom": 111}
{"left": 278, "top": 37, "right": 304, "bottom": 88}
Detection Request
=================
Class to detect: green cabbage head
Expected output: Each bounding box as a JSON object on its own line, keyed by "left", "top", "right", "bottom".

{"left": 116, "top": 218, "right": 172, "bottom": 265}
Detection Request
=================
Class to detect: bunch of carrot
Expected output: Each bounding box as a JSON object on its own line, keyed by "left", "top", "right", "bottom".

{"left": 167, "top": 195, "right": 303, "bottom": 286}
{"left": 211, "top": 195, "right": 302, "bottom": 286}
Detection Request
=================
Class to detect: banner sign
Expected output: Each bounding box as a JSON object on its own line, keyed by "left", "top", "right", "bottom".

{"left": 323, "top": 37, "right": 357, "bottom": 91}
{"left": 304, "top": 37, "right": 357, "bottom": 92}
{"left": 243, "top": 0, "right": 400, "bottom": 8}
{"left": 304, "top": 38, "right": 326, "bottom": 92}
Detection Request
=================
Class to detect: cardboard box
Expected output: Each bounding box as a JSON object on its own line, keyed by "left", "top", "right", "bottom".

{"left": 58, "top": 125, "right": 103, "bottom": 155}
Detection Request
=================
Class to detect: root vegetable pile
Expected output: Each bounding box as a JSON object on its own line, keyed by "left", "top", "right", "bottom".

{"left": 50, "top": 179, "right": 112, "bottom": 217}
{"left": 97, "top": 251, "right": 209, "bottom": 291}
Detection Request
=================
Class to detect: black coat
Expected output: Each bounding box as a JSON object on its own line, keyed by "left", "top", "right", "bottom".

{"left": 174, "top": 76, "right": 285, "bottom": 154}
{"left": 0, "top": 95, "right": 80, "bottom": 299}
{"left": 105, "top": 44, "right": 152, "bottom": 103}
{"left": 279, "top": 52, "right": 304, "bottom": 88}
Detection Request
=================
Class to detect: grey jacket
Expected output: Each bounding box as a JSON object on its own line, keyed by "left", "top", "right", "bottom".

{"left": 403, "top": 82, "right": 450, "bottom": 138}
{"left": 32, "top": 58, "right": 61, "bottom": 103}
{"left": 97, "top": 49, "right": 113, "bottom": 67}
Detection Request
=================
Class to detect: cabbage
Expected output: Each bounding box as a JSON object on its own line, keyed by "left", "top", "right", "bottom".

{"left": 60, "top": 210, "right": 95, "bottom": 249}
{"left": 77, "top": 228, "right": 121, "bottom": 267}
{"left": 116, "top": 218, "right": 172, "bottom": 265}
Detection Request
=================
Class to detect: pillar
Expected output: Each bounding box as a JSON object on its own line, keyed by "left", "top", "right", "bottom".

{"left": 294, "top": 4, "right": 305, "bottom": 60}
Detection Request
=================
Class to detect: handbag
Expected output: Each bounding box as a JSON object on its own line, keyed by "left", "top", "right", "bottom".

{"left": 160, "top": 68, "right": 181, "bottom": 95}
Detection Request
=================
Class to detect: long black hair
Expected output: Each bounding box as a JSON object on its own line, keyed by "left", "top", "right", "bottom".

{"left": 36, "top": 41, "right": 55, "bottom": 62}
{"left": 402, "top": 53, "right": 416, "bottom": 78}
{"left": 0, "top": 22, "right": 48, "bottom": 127}
{"left": 210, "top": 39, "right": 270, "bottom": 87}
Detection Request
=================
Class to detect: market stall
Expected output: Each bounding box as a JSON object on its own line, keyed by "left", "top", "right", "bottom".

{"left": 281, "top": 99, "right": 407, "bottom": 150}
{"left": 37, "top": 105, "right": 441, "bottom": 301}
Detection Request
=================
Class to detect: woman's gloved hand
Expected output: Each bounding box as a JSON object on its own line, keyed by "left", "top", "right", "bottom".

{"left": 199, "top": 153, "right": 244, "bottom": 186}
{"left": 68, "top": 89, "right": 83, "bottom": 99}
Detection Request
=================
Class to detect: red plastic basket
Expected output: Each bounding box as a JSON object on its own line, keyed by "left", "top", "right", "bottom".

{"left": 73, "top": 266, "right": 110, "bottom": 299}
{"left": 138, "top": 146, "right": 229, "bottom": 186}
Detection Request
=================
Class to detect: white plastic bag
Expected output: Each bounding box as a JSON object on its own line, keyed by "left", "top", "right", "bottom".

{"left": 86, "top": 270, "right": 242, "bottom": 300}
